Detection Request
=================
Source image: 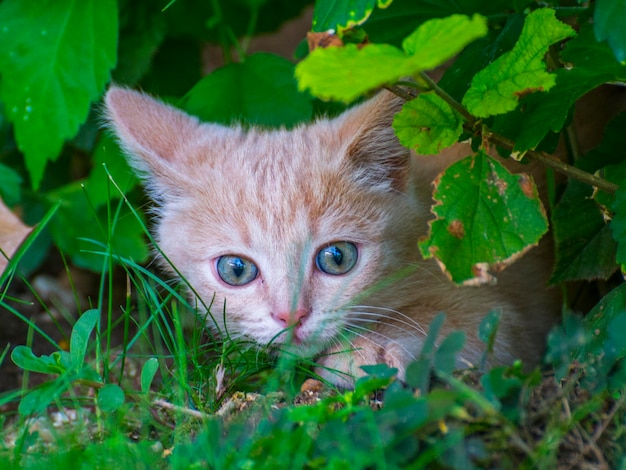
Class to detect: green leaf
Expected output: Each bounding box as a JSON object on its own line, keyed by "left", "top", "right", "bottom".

{"left": 97, "top": 384, "right": 125, "bottom": 412}
{"left": 365, "top": 0, "right": 511, "bottom": 47}
{"left": 439, "top": 13, "right": 525, "bottom": 102}
{"left": 140, "top": 358, "right": 159, "bottom": 394}
{"left": 478, "top": 310, "right": 502, "bottom": 368}
{"left": 594, "top": 0, "right": 626, "bottom": 63}
{"left": 0, "top": 0, "right": 118, "bottom": 189}
{"left": 392, "top": 92, "right": 463, "bottom": 155}
{"left": 18, "top": 379, "right": 71, "bottom": 416}
{"left": 11, "top": 346, "right": 70, "bottom": 375}
{"left": 0, "top": 163, "right": 23, "bottom": 206}
{"left": 296, "top": 14, "right": 487, "bottom": 102}
{"left": 180, "top": 53, "right": 312, "bottom": 128}
{"left": 462, "top": 8, "right": 575, "bottom": 118}
{"left": 494, "top": 24, "right": 626, "bottom": 152}
{"left": 313, "top": 0, "right": 392, "bottom": 34}
{"left": 405, "top": 313, "right": 446, "bottom": 393}
{"left": 419, "top": 152, "right": 548, "bottom": 285}
{"left": 113, "top": 0, "right": 167, "bottom": 84}
{"left": 549, "top": 181, "right": 617, "bottom": 284}
{"left": 48, "top": 183, "right": 148, "bottom": 272}
{"left": 70, "top": 309, "right": 99, "bottom": 370}
{"left": 434, "top": 331, "right": 465, "bottom": 375}
{"left": 84, "top": 134, "right": 138, "bottom": 209}
{"left": 611, "top": 189, "right": 626, "bottom": 274}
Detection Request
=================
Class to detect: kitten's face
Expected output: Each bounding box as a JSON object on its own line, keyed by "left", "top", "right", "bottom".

{"left": 106, "top": 87, "right": 421, "bottom": 356}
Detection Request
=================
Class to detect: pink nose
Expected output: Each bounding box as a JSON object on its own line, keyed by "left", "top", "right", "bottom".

{"left": 272, "top": 309, "right": 308, "bottom": 328}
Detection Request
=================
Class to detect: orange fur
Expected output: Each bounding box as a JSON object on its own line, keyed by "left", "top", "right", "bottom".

{"left": 105, "top": 87, "right": 560, "bottom": 387}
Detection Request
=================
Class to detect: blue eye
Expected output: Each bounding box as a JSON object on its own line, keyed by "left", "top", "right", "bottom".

{"left": 216, "top": 255, "right": 258, "bottom": 286}
{"left": 316, "top": 242, "right": 358, "bottom": 275}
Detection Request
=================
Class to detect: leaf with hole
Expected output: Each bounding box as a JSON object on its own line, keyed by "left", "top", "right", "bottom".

{"left": 419, "top": 151, "right": 548, "bottom": 285}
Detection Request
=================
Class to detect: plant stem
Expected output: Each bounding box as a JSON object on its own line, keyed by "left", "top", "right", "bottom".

{"left": 470, "top": 124, "right": 619, "bottom": 194}
{"left": 392, "top": 73, "right": 621, "bottom": 195}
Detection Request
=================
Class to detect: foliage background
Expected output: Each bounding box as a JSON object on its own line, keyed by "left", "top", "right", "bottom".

{"left": 2, "top": 0, "right": 626, "bottom": 467}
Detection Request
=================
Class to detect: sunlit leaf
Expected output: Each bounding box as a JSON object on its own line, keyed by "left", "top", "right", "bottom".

{"left": 392, "top": 92, "right": 463, "bottom": 155}
{"left": 494, "top": 25, "right": 626, "bottom": 152}
{"left": 296, "top": 14, "right": 487, "bottom": 102}
{"left": 0, "top": 0, "right": 118, "bottom": 189}
{"left": 462, "top": 8, "right": 575, "bottom": 118}
{"left": 419, "top": 152, "right": 548, "bottom": 285}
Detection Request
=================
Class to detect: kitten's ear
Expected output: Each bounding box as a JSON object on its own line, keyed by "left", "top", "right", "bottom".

{"left": 104, "top": 86, "right": 205, "bottom": 184}
{"left": 337, "top": 90, "right": 410, "bottom": 191}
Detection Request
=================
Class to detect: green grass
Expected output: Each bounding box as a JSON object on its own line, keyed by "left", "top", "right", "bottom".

{"left": 1, "top": 190, "right": 626, "bottom": 469}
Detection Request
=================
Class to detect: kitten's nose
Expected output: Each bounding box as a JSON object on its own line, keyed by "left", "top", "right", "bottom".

{"left": 272, "top": 309, "right": 308, "bottom": 328}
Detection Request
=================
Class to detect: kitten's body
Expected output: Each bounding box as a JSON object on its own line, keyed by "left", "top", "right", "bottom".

{"left": 106, "top": 87, "right": 559, "bottom": 387}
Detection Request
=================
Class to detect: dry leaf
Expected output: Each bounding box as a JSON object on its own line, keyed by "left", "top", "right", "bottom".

{"left": 307, "top": 31, "right": 344, "bottom": 51}
{"left": 0, "top": 198, "right": 32, "bottom": 274}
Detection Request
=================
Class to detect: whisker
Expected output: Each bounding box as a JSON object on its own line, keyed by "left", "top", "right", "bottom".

{"left": 343, "top": 323, "right": 419, "bottom": 363}
{"left": 344, "top": 306, "right": 428, "bottom": 336}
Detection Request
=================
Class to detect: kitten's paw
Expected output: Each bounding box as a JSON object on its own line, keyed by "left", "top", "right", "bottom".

{"left": 314, "top": 337, "right": 414, "bottom": 388}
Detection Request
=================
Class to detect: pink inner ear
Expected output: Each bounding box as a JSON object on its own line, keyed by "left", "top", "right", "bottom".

{"left": 336, "top": 91, "right": 410, "bottom": 192}
{"left": 105, "top": 86, "right": 202, "bottom": 165}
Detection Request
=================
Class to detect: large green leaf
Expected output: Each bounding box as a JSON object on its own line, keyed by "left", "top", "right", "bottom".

{"left": 312, "top": 0, "right": 393, "bottom": 34}
{"left": 180, "top": 53, "right": 313, "bottom": 128}
{"left": 0, "top": 0, "right": 118, "bottom": 189}
{"left": 419, "top": 152, "right": 548, "bottom": 285}
{"left": 48, "top": 183, "right": 148, "bottom": 272}
{"left": 549, "top": 181, "right": 617, "bottom": 284}
{"left": 113, "top": 0, "right": 167, "bottom": 85}
{"left": 594, "top": 0, "right": 626, "bottom": 63}
{"left": 462, "top": 8, "right": 575, "bottom": 118}
{"left": 493, "top": 24, "right": 626, "bottom": 152}
{"left": 296, "top": 14, "right": 487, "bottom": 102}
{"left": 84, "top": 134, "right": 138, "bottom": 209}
{"left": 392, "top": 92, "right": 462, "bottom": 155}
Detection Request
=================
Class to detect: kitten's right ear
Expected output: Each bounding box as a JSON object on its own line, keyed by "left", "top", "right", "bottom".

{"left": 104, "top": 86, "right": 203, "bottom": 182}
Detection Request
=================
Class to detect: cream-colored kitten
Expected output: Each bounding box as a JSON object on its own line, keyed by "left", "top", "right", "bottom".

{"left": 105, "top": 86, "right": 560, "bottom": 387}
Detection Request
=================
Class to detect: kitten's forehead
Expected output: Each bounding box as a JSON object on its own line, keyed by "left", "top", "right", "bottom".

{"left": 185, "top": 124, "right": 387, "bottom": 248}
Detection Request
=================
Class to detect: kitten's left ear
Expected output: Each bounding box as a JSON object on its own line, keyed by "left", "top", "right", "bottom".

{"left": 337, "top": 90, "right": 410, "bottom": 192}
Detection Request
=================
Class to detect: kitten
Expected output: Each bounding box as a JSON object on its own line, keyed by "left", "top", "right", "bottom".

{"left": 105, "top": 86, "right": 560, "bottom": 388}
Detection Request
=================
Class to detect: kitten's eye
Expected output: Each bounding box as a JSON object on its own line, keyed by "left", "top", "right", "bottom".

{"left": 316, "top": 242, "right": 358, "bottom": 275}
{"left": 216, "top": 255, "right": 258, "bottom": 286}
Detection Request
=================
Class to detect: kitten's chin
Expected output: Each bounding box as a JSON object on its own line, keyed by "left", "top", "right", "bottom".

{"left": 270, "top": 339, "right": 328, "bottom": 360}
